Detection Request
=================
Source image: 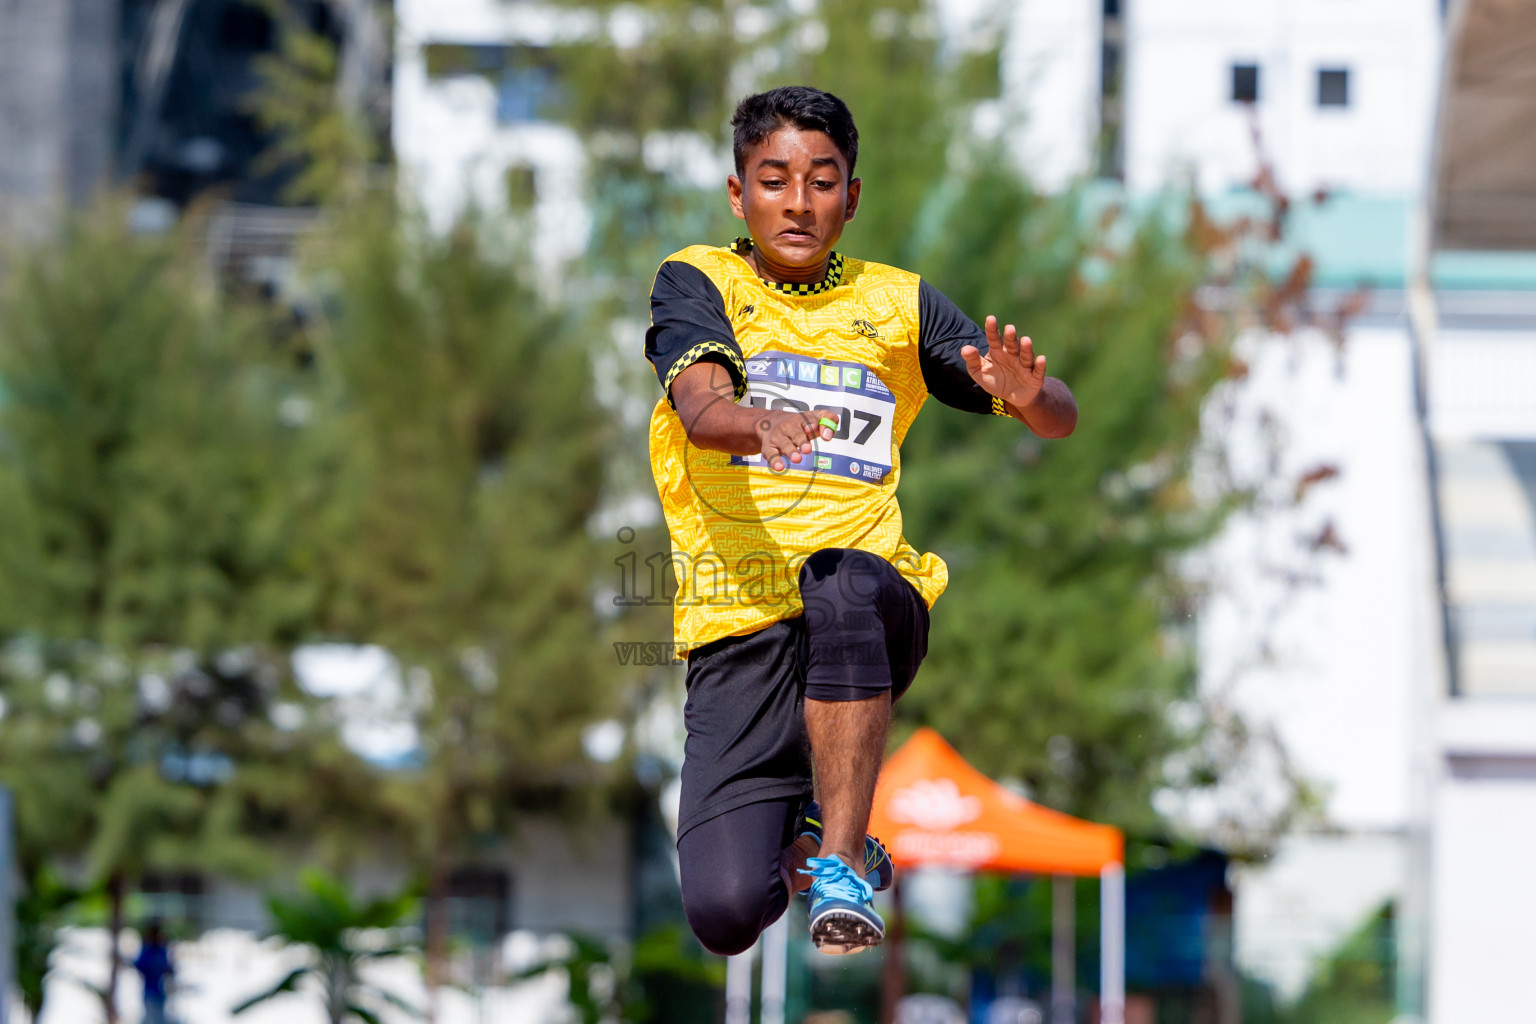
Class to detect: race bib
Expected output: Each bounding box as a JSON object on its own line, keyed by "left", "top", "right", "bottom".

{"left": 731, "top": 350, "right": 896, "bottom": 484}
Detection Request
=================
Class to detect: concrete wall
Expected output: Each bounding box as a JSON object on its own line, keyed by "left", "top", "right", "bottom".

{"left": 1188, "top": 320, "right": 1423, "bottom": 1000}
{"left": 508, "top": 815, "right": 633, "bottom": 938}
{"left": 1123, "top": 0, "right": 1439, "bottom": 197}
{"left": 198, "top": 812, "right": 633, "bottom": 939}
{"left": 1194, "top": 322, "right": 1422, "bottom": 834}
{"left": 1001, "top": 0, "right": 1099, "bottom": 190}
{"left": 1424, "top": 302, "right": 1536, "bottom": 1018}
{"left": 1232, "top": 832, "right": 1406, "bottom": 1001}
{"left": 1430, "top": 705, "right": 1536, "bottom": 1024}
{"left": 392, "top": 0, "right": 591, "bottom": 269}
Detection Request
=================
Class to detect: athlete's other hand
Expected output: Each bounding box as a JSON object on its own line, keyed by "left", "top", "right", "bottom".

{"left": 961, "top": 316, "right": 1047, "bottom": 409}
{"left": 758, "top": 408, "right": 839, "bottom": 473}
{"left": 669, "top": 363, "right": 849, "bottom": 461}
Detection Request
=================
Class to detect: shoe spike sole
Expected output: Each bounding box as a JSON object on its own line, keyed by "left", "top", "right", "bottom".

{"left": 810, "top": 912, "right": 884, "bottom": 955}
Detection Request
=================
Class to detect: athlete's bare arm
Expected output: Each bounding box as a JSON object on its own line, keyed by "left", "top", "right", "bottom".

{"left": 670, "top": 360, "right": 840, "bottom": 472}
{"left": 961, "top": 316, "right": 1078, "bottom": 439}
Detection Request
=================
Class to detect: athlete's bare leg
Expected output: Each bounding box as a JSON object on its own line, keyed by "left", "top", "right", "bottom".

{"left": 783, "top": 833, "right": 819, "bottom": 893}
{"left": 804, "top": 691, "right": 891, "bottom": 871}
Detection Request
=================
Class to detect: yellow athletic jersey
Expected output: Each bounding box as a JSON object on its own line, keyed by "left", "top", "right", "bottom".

{"left": 644, "top": 238, "right": 1007, "bottom": 654}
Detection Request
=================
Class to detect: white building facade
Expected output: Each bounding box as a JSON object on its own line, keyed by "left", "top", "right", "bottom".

{"left": 1122, "top": 0, "right": 1440, "bottom": 197}
{"left": 1107, "top": 2, "right": 1536, "bottom": 1020}
{"left": 1416, "top": 4, "right": 1536, "bottom": 1017}
{"left": 392, "top": 0, "right": 591, "bottom": 268}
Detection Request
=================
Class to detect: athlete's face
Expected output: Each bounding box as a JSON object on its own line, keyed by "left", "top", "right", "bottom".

{"left": 728, "top": 127, "right": 860, "bottom": 279}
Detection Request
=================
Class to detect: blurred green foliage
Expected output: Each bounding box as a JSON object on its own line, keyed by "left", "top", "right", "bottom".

{"left": 899, "top": 175, "right": 1235, "bottom": 830}
{"left": 906, "top": 873, "right": 1095, "bottom": 987}
{"left": 0, "top": 212, "right": 316, "bottom": 649}
{"left": 289, "top": 195, "right": 621, "bottom": 983}
{"left": 0, "top": 207, "right": 340, "bottom": 1019}
{"left": 12, "top": 867, "right": 83, "bottom": 1019}
{"left": 512, "top": 924, "right": 724, "bottom": 1024}
{"left": 231, "top": 869, "right": 420, "bottom": 1023}
{"left": 1244, "top": 903, "right": 1396, "bottom": 1024}
{"left": 248, "top": 0, "right": 379, "bottom": 204}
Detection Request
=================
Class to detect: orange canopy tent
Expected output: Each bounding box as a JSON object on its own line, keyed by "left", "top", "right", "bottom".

{"left": 869, "top": 727, "right": 1123, "bottom": 876}
{"left": 868, "top": 728, "right": 1127, "bottom": 1024}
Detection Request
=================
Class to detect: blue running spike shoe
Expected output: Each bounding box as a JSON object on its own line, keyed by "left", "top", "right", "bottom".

{"left": 798, "top": 800, "right": 895, "bottom": 892}
{"left": 801, "top": 855, "right": 884, "bottom": 954}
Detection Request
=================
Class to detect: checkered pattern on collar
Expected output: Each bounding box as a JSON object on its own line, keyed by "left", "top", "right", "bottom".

{"left": 729, "top": 238, "right": 845, "bottom": 296}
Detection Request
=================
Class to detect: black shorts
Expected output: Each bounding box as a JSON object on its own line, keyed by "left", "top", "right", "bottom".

{"left": 676, "top": 548, "right": 930, "bottom": 839}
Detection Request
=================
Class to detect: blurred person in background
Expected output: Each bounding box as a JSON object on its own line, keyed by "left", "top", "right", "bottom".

{"left": 645, "top": 86, "right": 1077, "bottom": 957}
{"left": 133, "top": 919, "right": 175, "bottom": 1024}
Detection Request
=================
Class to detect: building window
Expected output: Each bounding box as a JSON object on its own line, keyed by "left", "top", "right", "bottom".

{"left": 506, "top": 166, "right": 537, "bottom": 210}
{"left": 1231, "top": 64, "right": 1260, "bottom": 103}
{"left": 138, "top": 872, "right": 206, "bottom": 932}
{"left": 424, "top": 44, "right": 559, "bottom": 125}
{"left": 496, "top": 66, "right": 557, "bottom": 125}
{"left": 445, "top": 866, "right": 511, "bottom": 944}
{"left": 218, "top": 5, "right": 274, "bottom": 51}
{"left": 425, "top": 43, "right": 513, "bottom": 79}
{"left": 1318, "top": 68, "right": 1350, "bottom": 107}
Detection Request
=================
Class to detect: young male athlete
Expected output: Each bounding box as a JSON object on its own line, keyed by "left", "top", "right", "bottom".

{"left": 643, "top": 87, "right": 1078, "bottom": 956}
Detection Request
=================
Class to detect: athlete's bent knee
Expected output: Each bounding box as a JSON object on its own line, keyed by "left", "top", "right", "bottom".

{"left": 681, "top": 878, "right": 777, "bottom": 956}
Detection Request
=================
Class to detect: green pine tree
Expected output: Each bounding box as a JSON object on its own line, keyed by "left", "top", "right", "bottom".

{"left": 294, "top": 196, "right": 619, "bottom": 998}
{"left": 0, "top": 206, "right": 327, "bottom": 1021}
{"left": 895, "top": 170, "right": 1238, "bottom": 828}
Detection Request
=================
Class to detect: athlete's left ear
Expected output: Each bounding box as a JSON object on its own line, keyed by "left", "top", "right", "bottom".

{"left": 728, "top": 174, "right": 747, "bottom": 221}
{"left": 845, "top": 178, "right": 861, "bottom": 223}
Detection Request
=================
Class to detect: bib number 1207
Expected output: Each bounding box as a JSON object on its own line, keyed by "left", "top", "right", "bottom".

{"left": 747, "top": 395, "right": 883, "bottom": 446}
{"left": 730, "top": 351, "right": 896, "bottom": 484}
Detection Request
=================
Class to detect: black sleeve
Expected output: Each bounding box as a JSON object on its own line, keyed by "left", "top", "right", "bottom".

{"left": 917, "top": 279, "right": 1008, "bottom": 416}
{"left": 644, "top": 261, "right": 747, "bottom": 407}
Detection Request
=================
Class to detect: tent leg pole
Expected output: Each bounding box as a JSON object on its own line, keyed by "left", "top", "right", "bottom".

{"left": 761, "top": 913, "right": 788, "bottom": 1024}
{"left": 1100, "top": 864, "right": 1125, "bottom": 1024}
{"left": 880, "top": 875, "right": 907, "bottom": 1024}
{"left": 725, "top": 937, "right": 758, "bottom": 1024}
{"left": 1052, "top": 874, "right": 1075, "bottom": 1024}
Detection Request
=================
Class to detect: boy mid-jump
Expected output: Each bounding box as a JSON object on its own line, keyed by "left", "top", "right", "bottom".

{"left": 644, "top": 86, "right": 1077, "bottom": 955}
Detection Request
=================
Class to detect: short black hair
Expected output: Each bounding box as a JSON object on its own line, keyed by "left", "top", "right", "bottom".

{"left": 730, "top": 87, "right": 859, "bottom": 177}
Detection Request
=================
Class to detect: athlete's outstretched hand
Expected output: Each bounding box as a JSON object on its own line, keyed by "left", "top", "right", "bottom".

{"left": 960, "top": 316, "right": 1078, "bottom": 439}
{"left": 961, "top": 316, "right": 1046, "bottom": 409}
{"left": 758, "top": 408, "right": 839, "bottom": 473}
